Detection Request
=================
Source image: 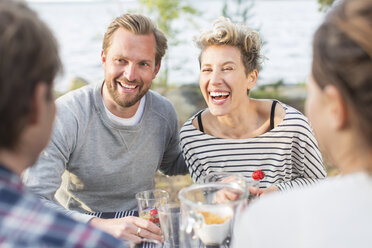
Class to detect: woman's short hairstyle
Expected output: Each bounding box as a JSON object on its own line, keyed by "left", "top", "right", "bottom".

{"left": 102, "top": 13, "right": 167, "bottom": 66}
{"left": 312, "top": 0, "right": 372, "bottom": 147}
{"left": 0, "top": 0, "right": 61, "bottom": 150}
{"left": 195, "top": 17, "right": 263, "bottom": 75}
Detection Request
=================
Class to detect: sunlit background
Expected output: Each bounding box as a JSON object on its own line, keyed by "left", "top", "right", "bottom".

{"left": 26, "top": 0, "right": 325, "bottom": 93}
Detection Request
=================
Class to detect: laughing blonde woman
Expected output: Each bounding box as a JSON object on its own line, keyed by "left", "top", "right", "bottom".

{"left": 180, "top": 17, "right": 326, "bottom": 194}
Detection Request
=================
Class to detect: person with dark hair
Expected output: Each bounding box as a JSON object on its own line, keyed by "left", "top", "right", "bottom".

{"left": 0, "top": 0, "right": 126, "bottom": 247}
{"left": 22, "top": 12, "right": 187, "bottom": 242}
{"left": 180, "top": 17, "right": 326, "bottom": 194}
{"left": 233, "top": 0, "right": 372, "bottom": 246}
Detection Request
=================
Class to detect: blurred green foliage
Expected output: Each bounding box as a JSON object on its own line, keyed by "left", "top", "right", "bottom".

{"left": 318, "top": 0, "right": 336, "bottom": 11}
{"left": 138, "top": 0, "right": 199, "bottom": 87}
{"left": 139, "top": 0, "right": 198, "bottom": 38}
{"left": 251, "top": 80, "right": 306, "bottom": 113}
{"left": 222, "top": 0, "right": 255, "bottom": 23}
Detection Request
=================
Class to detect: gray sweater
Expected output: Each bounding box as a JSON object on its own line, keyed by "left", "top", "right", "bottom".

{"left": 23, "top": 82, "right": 187, "bottom": 222}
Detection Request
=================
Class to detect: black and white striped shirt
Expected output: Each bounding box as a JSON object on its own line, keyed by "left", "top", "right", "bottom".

{"left": 180, "top": 102, "right": 326, "bottom": 190}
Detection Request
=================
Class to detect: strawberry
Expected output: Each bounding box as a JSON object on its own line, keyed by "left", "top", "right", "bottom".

{"left": 149, "top": 208, "right": 158, "bottom": 217}
{"left": 252, "top": 170, "right": 265, "bottom": 180}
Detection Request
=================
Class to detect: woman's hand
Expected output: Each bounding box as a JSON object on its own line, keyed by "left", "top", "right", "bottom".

{"left": 214, "top": 175, "right": 245, "bottom": 202}
{"left": 215, "top": 187, "right": 243, "bottom": 202}
{"left": 260, "top": 186, "right": 279, "bottom": 196}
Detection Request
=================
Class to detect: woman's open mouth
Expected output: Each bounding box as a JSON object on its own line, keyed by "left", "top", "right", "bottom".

{"left": 209, "top": 91, "right": 230, "bottom": 104}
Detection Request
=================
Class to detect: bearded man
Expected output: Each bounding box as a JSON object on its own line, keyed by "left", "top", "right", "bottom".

{"left": 23, "top": 13, "right": 187, "bottom": 243}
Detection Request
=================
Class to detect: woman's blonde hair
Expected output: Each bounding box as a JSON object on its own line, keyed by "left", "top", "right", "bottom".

{"left": 195, "top": 17, "right": 263, "bottom": 75}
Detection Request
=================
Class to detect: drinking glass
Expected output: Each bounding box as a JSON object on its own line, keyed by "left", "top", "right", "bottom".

{"left": 178, "top": 183, "right": 247, "bottom": 248}
{"left": 204, "top": 172, "right": 259, "bottom": 203}
{"left": 158, "top": 203, "right": 181, "bottom": 248}
{"left": 136, "top": 189, "right": 169, "bottom": 226}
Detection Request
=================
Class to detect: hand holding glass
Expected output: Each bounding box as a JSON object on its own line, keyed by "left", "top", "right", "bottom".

{"left": 136, "top": 189, "right": 169, "bottom": 226}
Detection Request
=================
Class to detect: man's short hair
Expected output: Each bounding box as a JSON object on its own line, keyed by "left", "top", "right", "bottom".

{"left": 102, "top": 13, "right": 168, "bottom": 66}
{"left": 0, "top": 0, "right": 62, "bottom": 149}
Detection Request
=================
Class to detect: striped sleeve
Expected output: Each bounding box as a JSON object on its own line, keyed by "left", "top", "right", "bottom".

{"left": 275, "top": 109, "right": 326, "bottom": 190}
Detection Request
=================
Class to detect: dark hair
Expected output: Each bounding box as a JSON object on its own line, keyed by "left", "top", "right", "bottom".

{"left": 102, "top": 13, "right": 167, "bottom": 66}
{"left": 312, "top": 0, "right": 372, "bottom": 146}
{"left": 0, "top": 0, "right": 61, "bottom": 149}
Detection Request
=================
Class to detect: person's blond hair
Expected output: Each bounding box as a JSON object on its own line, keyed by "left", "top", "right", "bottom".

{"left": 102, "top": 13, "right": 167, "bottom": 66}
{"left": 195, "top": 17, "right": 263, "bottom": 75}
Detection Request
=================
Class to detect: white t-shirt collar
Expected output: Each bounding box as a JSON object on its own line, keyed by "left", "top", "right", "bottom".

{"left": 102, "top": 95, "right": 146, "bottom": 126}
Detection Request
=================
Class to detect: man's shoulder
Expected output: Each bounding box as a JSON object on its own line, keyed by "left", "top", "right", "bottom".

{"left": 55, "top": 84, "right": 98, "bottom": 120}
{"left": 147, "top": 90, "right": 176, "bottom": 115}
{"left": 43, "top": 210, "right": 125, "bottom": 248}
{"left": 0, "top": 188, "right": 125, "bottom": 247}
{"left": 148, "top": 89, "right": 173, "bottom": 106}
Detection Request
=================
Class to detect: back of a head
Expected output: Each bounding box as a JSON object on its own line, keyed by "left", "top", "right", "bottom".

{"left": 102, "top": 13, "right": 167, "bottom": 66}
{"left": 0, "top": 0, "right": 61, "bottom": 150}
{"left": 312, "top": 0, "right": 372, "bottom": 148}
{"left": 195, "top": 17, "right": 263, "bottom": 75}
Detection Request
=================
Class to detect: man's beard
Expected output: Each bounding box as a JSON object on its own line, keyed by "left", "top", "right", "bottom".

{"left": 106, "top": 78, "right": 149, "bottom": 108}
